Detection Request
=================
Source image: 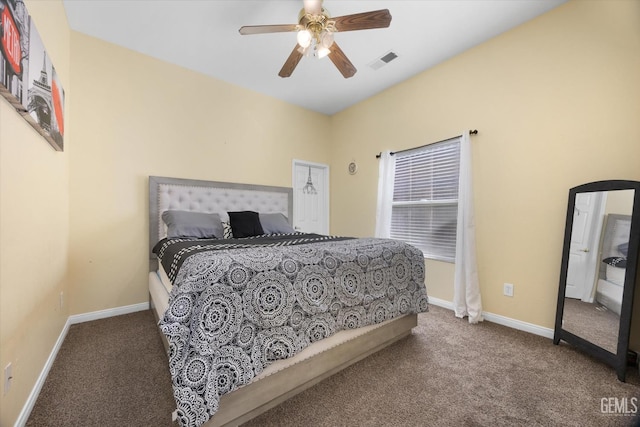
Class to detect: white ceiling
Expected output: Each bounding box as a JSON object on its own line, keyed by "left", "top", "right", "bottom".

{"left": 62, "top": 0, "right": 566, "bottom": 115}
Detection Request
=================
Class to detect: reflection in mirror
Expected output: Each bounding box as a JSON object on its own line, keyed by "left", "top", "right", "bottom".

{"left": 561, "top": 190, "right": 634, "bottom": 354}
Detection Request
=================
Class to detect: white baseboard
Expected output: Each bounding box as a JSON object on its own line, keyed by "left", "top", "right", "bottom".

{"left": 428, "top": 296, "right": 455, "bottom": 311}
{"left": 428, "top": 296, "right": 554, "bottom": 339}
{"left": 482, "top": 311, "right": 554, "bottom": 339}
{"left": 68, "top": 302, "right": 149, "bottom": 325}
{"left": 14, "top": 302, "right": 150, "bottom": 427}
{"left": 14, "top": 317, "right": 71, "bottom": 427}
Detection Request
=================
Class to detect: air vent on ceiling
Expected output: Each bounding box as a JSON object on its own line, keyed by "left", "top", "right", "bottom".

{"left": 369, "top": 51, "right": 398, "bottom": 70}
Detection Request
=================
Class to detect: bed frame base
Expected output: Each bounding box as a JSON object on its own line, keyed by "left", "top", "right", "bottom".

{"left": 149, "top": 291, "right": 170, "bottom": 355}
{"left": 207, "top": 313, "right": 417, "bottom": 427}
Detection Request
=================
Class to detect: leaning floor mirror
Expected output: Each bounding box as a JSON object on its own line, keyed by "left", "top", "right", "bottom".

{"left": 554, "top": 180, "right": 640, "bottom": 381}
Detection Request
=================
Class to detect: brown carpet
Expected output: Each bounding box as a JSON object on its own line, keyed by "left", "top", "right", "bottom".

{"left": 562, "top": 298, "right": 619, "bottom": 354}
{"left": 27, "top": 306, "right": 640, "bottom": 427}
{"left": 26, "top": 310, "right": 175, "bottom": 427}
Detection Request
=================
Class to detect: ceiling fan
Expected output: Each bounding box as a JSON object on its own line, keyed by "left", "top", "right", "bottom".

{"left": 238, "top": 0, "right": 392, "bottom": 78}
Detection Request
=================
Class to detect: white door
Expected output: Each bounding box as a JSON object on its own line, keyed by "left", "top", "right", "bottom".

{"left": 292, "top": 160, "right": 329, "bottom": 234}
{"left": 565, "top": 192, "right": 605, "bottom": 301}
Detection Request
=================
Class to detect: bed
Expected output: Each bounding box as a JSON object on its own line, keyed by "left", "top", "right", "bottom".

{"left": 595, "top": 213, "right": 631, "bottom": 315}
{"left": 148, "top": 176, "right": 428, "bottom": 427}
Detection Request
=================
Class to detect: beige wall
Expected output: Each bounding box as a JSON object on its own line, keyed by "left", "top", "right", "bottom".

{"left": 0, "top": 1, "right": 71, "bottom": 425}
{"left": 67, "top": 33, "right": 331, "bottom": 315}
{"left": 329, "top": 0, "right": 640, "bottom": 328}
{"left": 2, "top": 4, "right": 330, "bottom": 424}
{"left": 604, "top": 189, "right": 634, "bottom": 216}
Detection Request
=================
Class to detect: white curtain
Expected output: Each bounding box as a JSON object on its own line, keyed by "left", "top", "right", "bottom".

{"left": 375, "top": 150, "right": 395, "bottom": 238}
{"left": 453, "top": 133, "right": 483, "bottom": 323}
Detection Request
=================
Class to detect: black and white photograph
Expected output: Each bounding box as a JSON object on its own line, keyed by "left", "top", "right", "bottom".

{"left": 0, "top": 0, "right": 65, "bottom": 151}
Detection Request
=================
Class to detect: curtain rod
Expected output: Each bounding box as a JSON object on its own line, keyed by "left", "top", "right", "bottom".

{"left": 375, "top": 129, "right": 478, "bottom": 159}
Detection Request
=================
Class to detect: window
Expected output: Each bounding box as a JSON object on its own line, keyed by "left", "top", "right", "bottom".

{"left": 390, "top": 138, "right": 460, "bottom": 262}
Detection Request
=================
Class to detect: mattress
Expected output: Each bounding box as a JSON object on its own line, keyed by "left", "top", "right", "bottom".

{"left": 149, "top": 262, "right": 404, "bottom": 382}
{"left": 605, "top": 264, "right": 625, "bottom": 286}
{"left": 596, "top": 278, "right": 623, "bottom": 316}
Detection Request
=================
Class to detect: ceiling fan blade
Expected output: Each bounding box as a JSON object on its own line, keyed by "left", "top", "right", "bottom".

{"left": 332, "top": 9, "right": 392, "bottom": 32}
{"left": 328, "top": 42, "right": 356, "bottom": 78}
{"left": 239, "top": 24, "right": 298, "bottom": 35}
{"left": 279, "top": 45, "right": 304, "bottom": 78}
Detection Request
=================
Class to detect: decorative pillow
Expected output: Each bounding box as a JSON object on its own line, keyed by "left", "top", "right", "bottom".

{"left": 161, "top": 210, "right": 224, "bottom": 239}
{"left": 228, "top": 211, "right": 264, "bottom": 238}
{"left": 618, "top": 242, "right": 629, "bottom": 257}
{"left": 222, "top": 221, "right": 233, "bottom": 239}
{"left": 602, "top": 257, "right": 627, "bottom": 269}
{"left": 259, "top": 213, "right": 295, "bottom": 234}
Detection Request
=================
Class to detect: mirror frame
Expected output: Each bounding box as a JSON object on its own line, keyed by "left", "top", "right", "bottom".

{"left": 554, "top": 180, "right": 640, "bottom": 381}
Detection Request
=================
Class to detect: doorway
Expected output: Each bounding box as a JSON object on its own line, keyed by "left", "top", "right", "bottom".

{"left": 292, "top": 160, "right": 329, "bottom": 234}
{"left": 565, "top": 191, "right": 606, "bottom": 301}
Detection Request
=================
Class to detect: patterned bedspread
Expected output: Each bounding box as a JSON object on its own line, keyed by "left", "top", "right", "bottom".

{"left": 155, "top": 233, "right": 428, "bottom": 427}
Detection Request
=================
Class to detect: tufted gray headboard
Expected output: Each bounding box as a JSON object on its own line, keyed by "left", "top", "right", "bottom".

{"left": 148, "top": 176, "right": 293, "bottom": 265}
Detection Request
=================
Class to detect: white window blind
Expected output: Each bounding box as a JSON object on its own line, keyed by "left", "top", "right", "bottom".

{"left": 390, "top": 138, "right": 460, "bottom": 262}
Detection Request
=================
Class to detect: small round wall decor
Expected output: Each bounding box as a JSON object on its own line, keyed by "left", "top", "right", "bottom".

{"left": 348, "top": 161, "right": 358, "bottom": 175}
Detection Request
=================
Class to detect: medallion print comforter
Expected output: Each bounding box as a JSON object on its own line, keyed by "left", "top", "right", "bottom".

{"left": 154, "top": 233, "right": 428, "bottom": 427}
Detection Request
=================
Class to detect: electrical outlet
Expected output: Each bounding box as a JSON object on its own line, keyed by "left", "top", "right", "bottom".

{"left": 4, "top": 363, "right": 12, "bottom": 394}
{"left": 503, "top": 283, "right": 514, "bottom": 297}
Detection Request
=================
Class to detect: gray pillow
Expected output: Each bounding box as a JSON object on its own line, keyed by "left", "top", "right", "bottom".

{"left": 259, "top": 213, "right": 295, "bottom": 234}
{"left": 162, "top": 210, "right": 224, "bottom": 239}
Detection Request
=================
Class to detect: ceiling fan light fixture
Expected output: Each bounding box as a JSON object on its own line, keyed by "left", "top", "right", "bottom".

{"left": 298, "top": 45, "right": 312, "bottom": 57}
{"left": 317, "top": 31, "right": 333, "bottom": 58}
{"left": 319, "top": 30, "right": 334, "bottom": 48}
{"left": 297, "top": 29, "right": 312, "bottom": 48}
{"left": 316, "top": 46, "right": 331, "bottom": 59}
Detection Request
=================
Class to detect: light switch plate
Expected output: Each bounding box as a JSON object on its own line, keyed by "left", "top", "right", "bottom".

{"left": 504, "top": 283, "right": 514, "bottom": 297}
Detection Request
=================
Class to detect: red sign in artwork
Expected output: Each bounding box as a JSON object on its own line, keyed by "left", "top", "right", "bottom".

{"left": 1, "top": 5, "right": 22, "bottom": 75}
{"left": 52, "top": 78, "right": 64, "bottom": 136}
